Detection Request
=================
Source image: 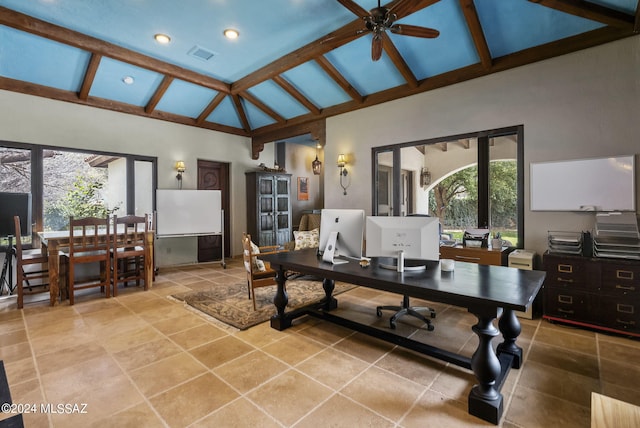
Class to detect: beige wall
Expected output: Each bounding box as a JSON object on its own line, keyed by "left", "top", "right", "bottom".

{"left": 1, "top": 36, "right": 638, "bottom": 262}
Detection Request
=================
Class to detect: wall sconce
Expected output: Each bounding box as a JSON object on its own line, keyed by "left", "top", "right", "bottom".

{"left": 312, "top": 143, "right": 322, "bottom": 175}
{"left": 337, "top": 154, "right": 349, "bottom": 195}
{"left": 420, "top": 167, "right": 431, "bottom": 188}
{"left": 175, "top": 160, "right": 186, "bottom": 189}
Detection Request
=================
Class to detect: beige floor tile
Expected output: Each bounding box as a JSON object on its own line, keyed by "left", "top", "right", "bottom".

{"left": 168, "top": 323, "right": 228, "bottom": 350}
{"left": 296, "top": 347, "right": 370, "bottom": 390}
{"left": 333, "top": 332, "right": 395, "bottom": 363}
{"left": 246, "top": 369, "right": 333, "bottom": 426}
{"left": 89, "top": 402, "right": 165, "bottom": 428}
{"left": 518, "top": 360, "right": 600, "bottom": 406}
{"left": 99, "top": 325, "right": 164, "bottom": 354}
{"left": 35, "top": 341, "right": 109, "bottom": 376}
{"left": 113, "top": 337, "right": 182, "bottom": 371}
{"left": 506, "top": 386, "right": 590, "bottom": 428}
{"left": 151, "top": 311, "right": 207, "bottom": 335}
{"left": 191, "top": 398, "right": 281, "bottom": 428}
{"left": 149, "top": 372, "right": 239, "bottom": 427}
{"left": 0, "top": 329, "right": 28, "bottom": 347}
{"left": 129, "top": 352, "right": 207, "bottom": 397}
{"left": 340, "top": 365, "right": 426, "bottom": 422}
{"left": 296, "top": 394, "right": 395, "bottom": 427}
{"left": 527, "top": 341, "right": 599, "bottom": 378}
{"left": 375, "top": 346, "right": 447, "bottom": 387}
{"left": 402, "top": 389, "right": 491, "bottom": 427}
{"left": 189, "top": 335, "right": 254, "bottom": 369}
{"left": 4, "top": 355, "right": 38, "bottom": 385}
{"left": 214, "top": 350, "right": 289, "bottom": 393}
{"left": 261, "top": 332, "right": 325, "bottom": 365}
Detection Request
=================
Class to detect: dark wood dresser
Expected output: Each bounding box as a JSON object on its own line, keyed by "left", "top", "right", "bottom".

{"left": 543, "top": 252, "right": 640, "bottom": 337}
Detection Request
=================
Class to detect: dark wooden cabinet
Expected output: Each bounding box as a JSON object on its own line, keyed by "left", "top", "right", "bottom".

{"left": 543, "top": 252, "right": 640, "bottom": 337}
{"left": 245, "top": 172, "right": 291, "bottom": 247}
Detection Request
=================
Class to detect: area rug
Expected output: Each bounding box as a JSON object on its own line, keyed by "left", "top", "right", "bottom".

{"left": 172, "top": 279, "right": 357, "bottom": 330}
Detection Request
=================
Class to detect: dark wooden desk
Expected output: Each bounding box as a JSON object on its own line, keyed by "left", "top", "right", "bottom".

{"left": 260, "top": 249, "right": 546, "bottom": 425}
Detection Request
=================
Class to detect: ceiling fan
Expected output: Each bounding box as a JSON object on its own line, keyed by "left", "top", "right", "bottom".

{"left": 337, "top": 0, "right": 440, "bottom": 61}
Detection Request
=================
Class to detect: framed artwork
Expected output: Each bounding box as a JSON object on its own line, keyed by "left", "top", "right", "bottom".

{"left": 297, "top": 177, "right": 309, "bottom": 200}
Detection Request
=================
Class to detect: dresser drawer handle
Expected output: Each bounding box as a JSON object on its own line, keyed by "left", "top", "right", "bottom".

{"left": 616, "top": 270, "right": 634, "bottom": 280}
{"left": 615, "top": 284, "right": 636, "bottom": 291}
{"left": 557, "top": 278, "right": 574, "bottom": 283}
{"left": 616, "top": 319, "right": 636, "bottom": 326}
{"left": 558, "top": 264, "right": 573, "bottom": 273}
{"left": 617, "top": 304, "right": 635, "bottom": 314}
{"left": 558, "top": 295, "right": 573, "bottom": 304}
{"left": 558, "top": 308, "right": 574, "bottom": 314}
{"left": 456, "top": 256, "right": 481, "bottom": 261}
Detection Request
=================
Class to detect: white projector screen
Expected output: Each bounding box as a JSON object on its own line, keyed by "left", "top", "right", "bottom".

{"left": 156, "top": 189, "right": 222, "bottom": 237}
{"left": 530, "top": 155, "right": 635, "bottom": 212}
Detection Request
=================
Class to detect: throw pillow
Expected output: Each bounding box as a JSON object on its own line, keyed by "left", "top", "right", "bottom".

{"left": 294, "top": 228, "right": 319, "bottom": 250}
{"left": 247, "top": 241, "right": 266, "bottom": 272}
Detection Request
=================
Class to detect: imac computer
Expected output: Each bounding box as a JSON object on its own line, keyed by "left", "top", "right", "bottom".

{"left": 366, "top": 216, "right": 440, "bottom": 272}
{"left": 318, "top": 209, "right": 365, "bottom": 264}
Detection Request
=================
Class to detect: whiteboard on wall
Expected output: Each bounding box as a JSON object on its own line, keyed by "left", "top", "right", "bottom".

{"left": 156, "top": 189, "right": 222, "bottom": 237}
{"left": 530, "top": 155, "right": 636, "bottom": 211}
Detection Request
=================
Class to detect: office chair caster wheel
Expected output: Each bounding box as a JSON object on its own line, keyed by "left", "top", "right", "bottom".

{"left": 427, "top": 323, "right": 435, "bottom": 331}
{"left": 389, "top": 320, "right": 397, "bottom": 329}
{"left": 430, "top": 312, "right": 436, "bottom": 319}
{"left": 376, "top": 308, "right": 383, "bottom": 317}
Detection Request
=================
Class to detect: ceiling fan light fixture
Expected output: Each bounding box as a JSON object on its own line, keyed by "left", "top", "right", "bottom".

{"left": 223, "top": 28, "right": 239, "bottom": 39}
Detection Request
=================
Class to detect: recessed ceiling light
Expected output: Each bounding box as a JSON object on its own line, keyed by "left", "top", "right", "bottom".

{"left": 154, "top": 33, "right": 171, "bottom": 44}
{"left": 223, "top": 29, "right": 239, "bottom": 39}
{"left": 122, "top": 76, "right": 135, "bottom": 85}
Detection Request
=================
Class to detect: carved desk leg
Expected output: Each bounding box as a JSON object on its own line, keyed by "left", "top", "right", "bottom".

{"left": 497, "top": 308, "right": 523, "bottom": 369}
{"left": 469, "top": 309, "right": 503, "bottom": 425}
{"left": 322, "top": 278, "right": 338, "bottom": 311}
{"left": 270, "top": 267, "right": 291, "bottom": 331}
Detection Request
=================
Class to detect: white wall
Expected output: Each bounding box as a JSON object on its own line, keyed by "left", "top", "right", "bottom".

{"left": 325, "top": 36, "right": 640, "bottom": 256}
{"left": 1, "top": 36, "right": 638, "bottom": 260}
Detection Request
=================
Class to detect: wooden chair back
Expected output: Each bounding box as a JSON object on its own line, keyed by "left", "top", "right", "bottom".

{"left": 111, "top": 214, "right": 149, "bottom": 296}
{"left": 242, "top": 232, "right": 281, "bottom": 310}
{"left": 13, "top": 216, "right": 49, "bottom": 309}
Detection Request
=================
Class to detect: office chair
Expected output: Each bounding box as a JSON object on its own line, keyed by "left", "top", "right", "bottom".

{"left": 375, "top": 213, "right": 436, "bottom": 331}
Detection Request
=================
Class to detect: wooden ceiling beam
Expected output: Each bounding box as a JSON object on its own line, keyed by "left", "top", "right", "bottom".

{"left": 527, "top": 0, "right": 635, "bottom": 29}
{"left": 382, "top": 33, "right": 418, "bottom": 88}
{"left": 315, "top": 56, "right": 364, "bottom": 103}
{"left": 0, "top": 6, "right": 231, "bottom": 94}
{"left": 0, "top": 76, "right": 249, "bottom": 136}
{"left": 251, "top": 26, "right": 635, "bottom": 136}
{"left": 145, "top": 76, "right": 174, "bottom": 114}
{"left": 239, "top": 91, "right": 286, "bottom": 123}
{"left": 459, "top": 0, "right": 492, "bottom": 69}
{"left": 231, "top": 94, "right": 251, "bottom": 133}
{"left": 391, "top": 0, "right": 442, "bottom": 19}
{"left": 272, "top": 76, "right": 321, "bottom": 115}
{"left": 78, "top": 53, "right": 101, "bottom": 101}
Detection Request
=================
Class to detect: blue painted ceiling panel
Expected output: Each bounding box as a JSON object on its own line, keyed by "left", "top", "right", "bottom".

{"left": 155, "top": 79, "right": 217, "bottom": 118}
{"left": 391, "top": 0, "right": 479, "bottom": 80}
{"left": 0, "top": 26, "right": 89, "bottom": 92}
{"left": 588, "top": 0, "right": 639, "bottom": 13}
{"left": 205, "top": 96, "right": 241, "bottom": 129}
{"left": 325, "top": 36, "right": 406, "bottom": 95}
{"left": 242, "top": 98, "right": 277, "bottom": 130}
{"left": 89, "top": 58, "right": 165, "bottom": 107}
{"left": 247, "top": 80, "right": 309, "bottom": 119}
{"left": 475, "top": 0, "right": 605, "bottom": 58}
{"left": 282, "top": 61, "right": 352, "bottom": 109}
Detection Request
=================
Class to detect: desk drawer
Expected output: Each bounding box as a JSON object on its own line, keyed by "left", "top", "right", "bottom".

{"left": 600, "top": 263, "right": 640, "bottom": 297}
{"left": 544, "top": 288, "right": 592, "bottom": 323}
{"left": 599, "top": 296, "right": 640, "bottom": 334}
{"left": 439, "top": 247, "right": 503, "bottom": 266}
{"left": 543, "top": 255, "right": 596, "bottom": 291}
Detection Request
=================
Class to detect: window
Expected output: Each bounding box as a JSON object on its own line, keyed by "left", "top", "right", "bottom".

{"left": 371, "top": 126, "right": 524, "bottom": 247}
{"left": 0, "top": 141, "right": 156, "bottom": 244}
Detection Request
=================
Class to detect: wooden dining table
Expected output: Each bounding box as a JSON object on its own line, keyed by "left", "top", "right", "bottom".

{"left": 38, "top": 227, "right": 154, "bottom": 306}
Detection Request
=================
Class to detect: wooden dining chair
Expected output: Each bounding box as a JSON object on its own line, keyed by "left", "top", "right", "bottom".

{"left": 242, "top": 232, "right": 284, "bottom": 310}
{"left": 13, "top": 216, "right": 49, "bottom": 309}
{"left": 110, "top": 214, "right": 149, "bottom": 297}
{"left": 60, "top": 216, "right": 111, "bottom": 305}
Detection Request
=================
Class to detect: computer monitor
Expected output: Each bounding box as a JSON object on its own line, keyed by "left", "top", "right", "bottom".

{"left": 318, "top": 209, "right": 365, "bottom": 263}
{"left": 0, "top": 192, "right": 32, "bottom": 237}
{"left": 366, "top": 216, "right": 440, "bottom": 272}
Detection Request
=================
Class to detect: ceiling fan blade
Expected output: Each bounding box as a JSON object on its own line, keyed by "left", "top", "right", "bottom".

{"left": 390, "top": 24, "right": 440, "bottom": 38}
{"left": 371, "top": 34, "right": 383, "bottom": 61}
{"left": 336, "top": 0, "right": 370, "bottom": 18}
